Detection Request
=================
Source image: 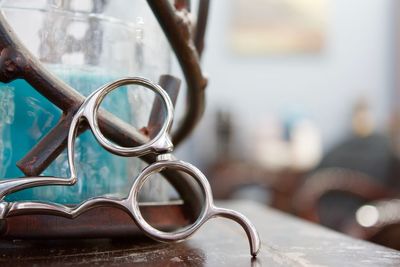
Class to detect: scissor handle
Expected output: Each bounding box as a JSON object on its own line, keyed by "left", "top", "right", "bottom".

{"left": 127, "top": 158, "right": 261, "bottom": 257}
{"left": 66, "top": 77, "right": 175, "bottom": 178}
{"left": 0, "top": 77, "right": 261, "bottom": 257}
{"left": 0, "top": 157, "right": 261, "bottom": 257}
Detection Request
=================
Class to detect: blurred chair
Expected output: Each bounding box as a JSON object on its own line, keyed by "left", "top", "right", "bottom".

{"left": 292, "top": 168, "right": 400, "bottom": 249}
{"left": 293, "top": 168, "right": 395, "bottom": 223}
{"left": 294, "top": 100, "right": 398, "bottom": 218}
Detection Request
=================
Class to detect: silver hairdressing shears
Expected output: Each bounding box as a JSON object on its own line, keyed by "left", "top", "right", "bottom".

{"left": 0, "top": 77, "right": 260, "bottom": 257}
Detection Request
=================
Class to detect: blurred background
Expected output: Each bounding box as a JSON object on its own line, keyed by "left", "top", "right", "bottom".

{"left": 176, "top": 0, "right": 400, "bottom": 250}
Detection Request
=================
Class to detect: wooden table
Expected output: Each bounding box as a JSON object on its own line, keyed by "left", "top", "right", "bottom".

{"left": 1, "top": 200, "right": 400, "bottom": 266}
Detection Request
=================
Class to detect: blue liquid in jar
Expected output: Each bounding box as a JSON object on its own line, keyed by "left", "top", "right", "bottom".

{"left": 0, "top": 67, "right": 139, "bottom": 204}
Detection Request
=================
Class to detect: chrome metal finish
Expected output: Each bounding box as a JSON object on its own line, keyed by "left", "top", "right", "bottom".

{"left": 0, "top": 77, "right": 260, "bottom": 257}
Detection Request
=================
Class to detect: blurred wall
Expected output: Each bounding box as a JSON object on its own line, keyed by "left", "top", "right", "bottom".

{"left": 176, "top": 0, "right": 396, "bottom": 167}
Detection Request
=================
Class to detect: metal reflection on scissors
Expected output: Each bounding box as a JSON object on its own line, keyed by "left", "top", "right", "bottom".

{"left": 0, "top": 77, "right": 261, "bottom": 257}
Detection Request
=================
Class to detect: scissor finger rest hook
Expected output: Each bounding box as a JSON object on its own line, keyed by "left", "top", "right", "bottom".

{"left": 209, "top": 206, "right": 261, "bottom": 257}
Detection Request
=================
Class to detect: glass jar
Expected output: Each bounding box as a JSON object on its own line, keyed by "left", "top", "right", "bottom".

{"left": 0, "top": 0, "right": 172, "bottom": 203}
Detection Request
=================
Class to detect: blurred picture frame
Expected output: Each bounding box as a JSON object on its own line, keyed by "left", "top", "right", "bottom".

{"left": 230, "top": 0, "right": 327, "bottom": 55}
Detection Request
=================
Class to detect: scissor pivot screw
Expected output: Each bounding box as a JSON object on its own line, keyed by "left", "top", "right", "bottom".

{"left": 156, "top": 153, "right": 174, "bottom": 161}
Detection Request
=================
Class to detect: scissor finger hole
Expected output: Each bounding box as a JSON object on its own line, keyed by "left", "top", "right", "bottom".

{"left": 91, "top": 78, "right": 173, "bottom": 156}
{"left": 138, "top": 171, "right": 201, "bottom": 232}
{"left": 131, "top": 160, "right": 211, "bottom": 242}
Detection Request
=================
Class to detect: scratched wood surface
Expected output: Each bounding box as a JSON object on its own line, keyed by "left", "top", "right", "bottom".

{"left": 1, "top": 200, "right": 400, "bottom": 266}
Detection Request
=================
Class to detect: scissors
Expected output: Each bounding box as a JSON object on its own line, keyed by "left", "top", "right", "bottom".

{"left": 0, "top": 77, "right": 260, "bottom": 257}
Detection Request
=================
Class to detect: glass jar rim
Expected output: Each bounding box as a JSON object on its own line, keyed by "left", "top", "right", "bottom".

{"left": 0, "top": 4, "right": 137, "bottom": 30}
